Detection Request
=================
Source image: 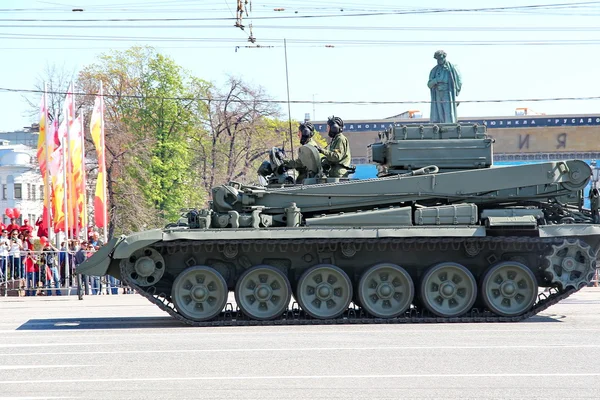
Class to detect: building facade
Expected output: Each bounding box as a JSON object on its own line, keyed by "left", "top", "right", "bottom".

{"left": 0, "top": 131, "right": 44, "bottom": 231}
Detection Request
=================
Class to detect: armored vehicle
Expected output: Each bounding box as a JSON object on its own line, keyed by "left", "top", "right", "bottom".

{"left": 79, "top": 122, "right": 600, "bottom": 326}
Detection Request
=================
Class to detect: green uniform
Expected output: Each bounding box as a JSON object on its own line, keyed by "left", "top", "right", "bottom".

{"left": 321, "top": 133, "right": 351, "bottom": 178}
{"left": 284, "top": 138, "right": 320, "bottom": 183}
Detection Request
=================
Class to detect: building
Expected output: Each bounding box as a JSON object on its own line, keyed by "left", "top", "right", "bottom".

{"left": 0, "top": 130, "right": 44, "bottom": 232}
{"left": 313, "top": 112, "right": 600, "bottom": 165}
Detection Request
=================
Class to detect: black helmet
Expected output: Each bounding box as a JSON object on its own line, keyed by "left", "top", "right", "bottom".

{"left": 298, "top": 121, "right": 314, "bottom": 145}
{"left": 327, "top": 116, "right": 343, "bottom": 137}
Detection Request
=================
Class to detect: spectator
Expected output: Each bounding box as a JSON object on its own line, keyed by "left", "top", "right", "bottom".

{"left": 67, "top": 240, "right": 77, "bottom": 283}
{"left": 59, "top": 242, "right": 67, "bottom": 286}
{"left": 88, "top": 232, "right": 100, "bottom": 247}
{"left": 0, "top": 230, "right": 8, "bottom": 281}
{"left": 18, "top": 232, "right": 27, "bottom": 275}
{"left": 19, "top": 219, "right": 33, "bottom": 234}
{"left": 8, "top": 229, "right": 23, "bottom": 279}
{"left": 75, "top": 241, "right": 89, "bottom": 295}
{"left": 6, "top": 218, "right": 19, "bottom": 234}
{"left": 35, "top": 216, "right": 48, "bottom": 239}
{"left": 86, "top": 244, "right": 99, "bottom": 294}
{"left": 42, "top": 242, "right": 61, "bottom": 296}
{"left": 24, "top": 252, "right": 38, "bottom": 296}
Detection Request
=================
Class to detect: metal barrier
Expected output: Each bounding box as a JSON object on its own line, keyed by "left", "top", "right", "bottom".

{"left": 0, "top": 249, "right": 132, "bottom": 298}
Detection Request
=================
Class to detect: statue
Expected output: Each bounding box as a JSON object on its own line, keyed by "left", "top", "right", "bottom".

{"left": 427, "top": 50, "right": 462, "bottom": 124}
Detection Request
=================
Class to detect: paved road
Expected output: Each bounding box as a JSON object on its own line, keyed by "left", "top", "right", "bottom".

{"left": 1, "top": 289, "right": 599, "bottom": 399}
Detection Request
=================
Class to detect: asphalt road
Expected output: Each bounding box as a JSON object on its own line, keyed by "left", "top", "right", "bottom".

{"left": 0, "top": 289, "right": 599, "bottom": 400}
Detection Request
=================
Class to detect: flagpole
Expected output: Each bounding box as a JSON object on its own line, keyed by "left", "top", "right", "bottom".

{"left": 100, "top": 82, "right": 108, "bottom": 243}
{"left": 80, "top": 110, "right": 88, "bottom": 241}
{"left": 43, "top": 83, "right": 53, "bottom": 243}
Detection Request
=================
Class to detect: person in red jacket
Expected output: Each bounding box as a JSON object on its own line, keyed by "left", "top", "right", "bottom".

{"left": 35, "top": 216, "right": 48, "bottom": 239}
{"left": 20, "top": 219, "right": 33, "bottom": 234}
{"left": 6, "top": 218, "right": 19, "bottom": 233}
{"left": 24, "top": 251, "right": 38, "bottom": 296}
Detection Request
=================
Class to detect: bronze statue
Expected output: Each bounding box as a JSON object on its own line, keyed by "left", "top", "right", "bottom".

{"left": 427, "top": 50, "right": 462, "bottom": 123}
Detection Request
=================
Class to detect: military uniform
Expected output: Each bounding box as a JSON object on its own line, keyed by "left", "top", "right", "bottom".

{"left": 284, "top": 138, "right": 321, "bottom": 183}
{"left": 320, "top": 133, "right": 351, "bottom": 178}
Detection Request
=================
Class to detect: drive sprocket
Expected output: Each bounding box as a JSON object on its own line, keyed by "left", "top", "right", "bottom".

{"left": 544, "top": 239, "right": 597, "bottom": 290}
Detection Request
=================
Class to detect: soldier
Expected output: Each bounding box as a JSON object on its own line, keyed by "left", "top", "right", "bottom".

{"left": 317, "top": 116, "right": 352, "bottom": 178}
{"left": 281, "top": 121, "right": 322, "bottom": 183}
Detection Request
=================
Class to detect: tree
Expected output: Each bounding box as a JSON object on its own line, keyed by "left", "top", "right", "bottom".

{"left": 30, "top": 46, "right": 290, "bottom": 238}
{"left": 24, "top": 62, "right": 77, "bottom": 125}
{"left": 195, "top": 76, "right": 291, "bottom": 194}
{"left": 78, "top": 46, "right": 210, "bottom": 235}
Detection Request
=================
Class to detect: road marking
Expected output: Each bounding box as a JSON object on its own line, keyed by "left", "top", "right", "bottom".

{"left": 2, "top": 326, "right": 600, "bottom": 338}
{"left": 1, "top": 343, "right": 600, "bottom": 357}
{"left": 0, "top": 397, "right": 74, "bottom": 399}
{"left": 0, "top": 343, "right": 107, "bottom": 349}
{"left": 1, "top": 372, "right": 600, "bottom": 384}
{"left": 0, "top": 365, "right": 95, "bottom": 370}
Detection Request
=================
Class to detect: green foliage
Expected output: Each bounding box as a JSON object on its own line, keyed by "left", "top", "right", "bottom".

{"left": 76, "top": 46, "right": 283, "bottom": 234}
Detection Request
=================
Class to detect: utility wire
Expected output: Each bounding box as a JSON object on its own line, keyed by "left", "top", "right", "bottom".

{"left": 2, "top": 24, "right": 600, "bottom": 31}
{"left": 3, "top": 2, "right": 600, "bottom": 21}
{"left": 2, "top": 86, "right": 599, "bottom": 105}
{"left": 2, "top": 1, "right": 599, "bottom": 13}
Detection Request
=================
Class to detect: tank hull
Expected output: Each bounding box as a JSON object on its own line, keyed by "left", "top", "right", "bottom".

{"left": 79, "top": 225, "right": 600, "bottom": 326}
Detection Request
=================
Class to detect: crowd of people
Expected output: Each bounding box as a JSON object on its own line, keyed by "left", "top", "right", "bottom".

{"left": 0, "top": 219, "right": 122, "bottom": 296}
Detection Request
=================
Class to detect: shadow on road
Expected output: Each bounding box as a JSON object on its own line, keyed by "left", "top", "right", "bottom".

{"left": 523, "top": 314, "right": 565, "bottom": 323}
{"left": 16, "top": 316, "right": 188, "bottom": 330}
{"left": 16, "top": 312, "right": 564, "bottom": 330}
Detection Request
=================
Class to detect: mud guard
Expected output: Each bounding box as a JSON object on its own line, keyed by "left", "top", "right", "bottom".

{"left": 76, "top": 237, "right": 121, "bottom": 277}
{"left": 112, "top": 229, "right": 163, "bottom": 259}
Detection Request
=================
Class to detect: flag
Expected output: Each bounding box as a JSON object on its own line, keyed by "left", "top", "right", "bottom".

{"left": 50, "top": 118, "right": 66, "bottom": 232}
{"left": 39, "top": 116, "right": 58, "bottom": 238}
{"left": 37, "top": 95, "right": 48, "bottom": 177}
{"left": 90, "top": 93, "right": 107, "bottom": 228}
{"left": 68, "top": 115, "right": 85, "bottom": 232}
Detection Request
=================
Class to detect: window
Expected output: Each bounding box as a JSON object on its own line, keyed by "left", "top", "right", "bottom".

{"left": 31, "top": 186, "right": 36, "bottom": 200}
{"left": 2, "top": 184, "right": 5, "bottom": 200}
{"left": 39, "top": 185, "right": 43, "bottom": 199}
{"left": 14, "top": 183, "right": 22, "bottom": 199}
{"left": 26, "top": 183, "right": 31, "bottom": 200}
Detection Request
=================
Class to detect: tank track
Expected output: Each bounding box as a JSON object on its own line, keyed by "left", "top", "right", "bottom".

{"left": 120, "top": 235, "right": 581, "bottom": 327}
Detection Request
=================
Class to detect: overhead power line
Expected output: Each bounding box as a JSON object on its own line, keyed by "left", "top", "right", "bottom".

{"left": 2, "top": 2, "right": 600, "bottom": 21}
{"left": 2, "top": 24, "right": 600, "bottom": 32}
{"left": 1, "top": 1, "right": 600, "bottom": 14}
{"left": 2, "top": 86, "right": 599, "bottom": 105}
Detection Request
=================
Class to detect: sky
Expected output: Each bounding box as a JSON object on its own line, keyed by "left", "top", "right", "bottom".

{"left": 1, "top": 0, "right": 600, "bottom": 131}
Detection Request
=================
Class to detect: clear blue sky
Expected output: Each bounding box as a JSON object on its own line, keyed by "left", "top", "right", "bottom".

{"left": 1, "top": 0, "right": 600, "bottom": 131}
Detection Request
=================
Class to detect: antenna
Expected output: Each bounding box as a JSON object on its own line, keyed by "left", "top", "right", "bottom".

{"left": 284, "top": 38, "right": 294, "bottom": 158}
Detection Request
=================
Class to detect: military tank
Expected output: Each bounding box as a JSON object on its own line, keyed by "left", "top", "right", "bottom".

{"left": 78, "top": 122, "right": 600, "bottom": 326}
